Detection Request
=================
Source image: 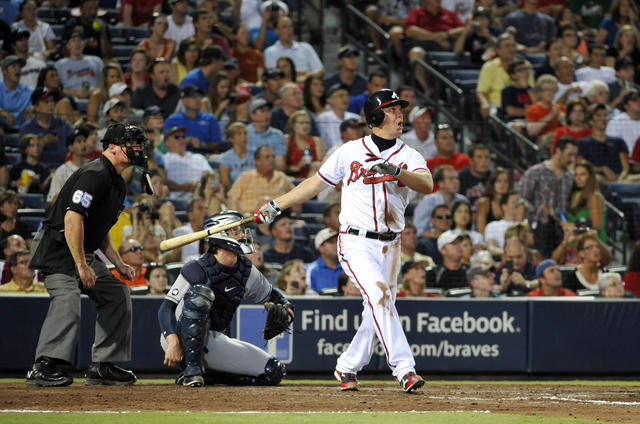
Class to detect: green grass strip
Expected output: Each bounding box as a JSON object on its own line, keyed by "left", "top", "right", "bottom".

{"left": 2, "top": 378, "right": 638, "bottom": 386}
{"left": 0, "top": 411, "right": 626, "bottom": 424}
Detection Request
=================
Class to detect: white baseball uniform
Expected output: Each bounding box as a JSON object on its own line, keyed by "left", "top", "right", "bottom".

{"left": 317, "top": 135, "right": 429, "bottom": 380}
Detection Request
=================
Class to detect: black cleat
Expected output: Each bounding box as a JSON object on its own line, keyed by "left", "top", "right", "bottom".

{"left": 84, "top": 362, "right": 136, "bottom": 386}
{"left": 26, "top": 357, "right": 73, "bottom": 387}
{"left": 399, "top": 371, "right": 425, "bottom": 393}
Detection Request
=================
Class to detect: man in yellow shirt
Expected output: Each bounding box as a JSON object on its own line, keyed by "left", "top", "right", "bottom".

{"left": 477, "top": 33, "right": 534, "bottom": 117}
{"left": 0, "top": 250, "right": 46, "bottom": 294}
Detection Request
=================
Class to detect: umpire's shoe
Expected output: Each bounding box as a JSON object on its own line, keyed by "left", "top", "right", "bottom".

{"left": 26, "top": 356, "right": 73, "bottom": 387}
{"left": 84, "top": 362, "right": 137, "bottom": 386}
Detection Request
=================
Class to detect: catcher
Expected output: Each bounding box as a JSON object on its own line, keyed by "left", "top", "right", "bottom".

{"left": 158, "top": 210, "right": 294, "bottom": 387}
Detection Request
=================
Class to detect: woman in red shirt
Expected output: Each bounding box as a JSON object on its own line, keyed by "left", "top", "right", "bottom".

{"left": 285, "top": 110, "right": 325, "bottom": 178}
{"left": 136, "top": 13, "right": 175, "bottom": 62}
{"left": 551, "top": 97, "right": 591, "bottom": 153}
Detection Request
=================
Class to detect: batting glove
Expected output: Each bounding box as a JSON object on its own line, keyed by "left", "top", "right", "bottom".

{"left": 254, "top": 200, "right": 282, "bottom": 224}
{"left": 368, "top": 161, "right": 401, "bottom": 177}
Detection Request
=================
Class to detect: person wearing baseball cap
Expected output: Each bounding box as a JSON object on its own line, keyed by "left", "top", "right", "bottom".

{"left": 20, "top": 87, "right": 74, "bottom": 166}
{"left": 258, "top": 68, "right": 285, "bottom": 105}
{"left": 245, "top": 97, "right": 287, "bottom": 171}
{"left": 425, "top": 230, "right": 468, "bottom": 292}
{"left": 398, "top": 260, "right": 437, "bottom": 298}
{"left": 316, "top": 83, "right": 360, "bottom": 150}
{"left": 323, "top": 44, "right": 367, "bottom": 97}
{"left": 308, "top": 228, "right": 343, "bottom": 294}
{"left": 0, "top": 53, "right": 31, "bottom": 128}
{"left": 526, "top": 259, "right": 576, "bottom": 297}
{"left": 142, "top": 105, "right": 165, "bottom": 152}
{"left": 464, "top": 264, "right": 497, "bottom": 298}
{"left": 403, "top": 105, "right": 436, "bottom": 159}
{"left": 163, "top": 84, "right": 223, "bottom": 153}
{"left": 10, "top": 28, "right": 44, "bottom": 90}
{"left": 56, "top": 26, "right": 103, "bottom": 98}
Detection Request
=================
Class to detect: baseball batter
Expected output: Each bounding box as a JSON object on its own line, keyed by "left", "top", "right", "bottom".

{"left": 255, "top": 89, "right": 433, "bottom": 392}
{"left": 158, "top": 211, "right": 293, "bottom": 387}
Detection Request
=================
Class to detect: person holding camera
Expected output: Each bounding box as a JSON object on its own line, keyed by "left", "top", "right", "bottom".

{"left": 195, "top": 170, "right": 227, "bottom": 215}
{"left": 164, "top": 85, "right": 223, "bottom": 154}
{"left": 453, "top": 7, "right": 501, "bottom": 65}
{"left": 495, "top": 237, "right": 538, "bottom": 296}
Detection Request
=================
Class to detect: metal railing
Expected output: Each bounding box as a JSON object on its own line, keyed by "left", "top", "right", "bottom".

{"left": 342, "top": 4, "right": 393, "bottom": 79}
{"left": 605, "top": 200, "right": 629, "bottom": 263}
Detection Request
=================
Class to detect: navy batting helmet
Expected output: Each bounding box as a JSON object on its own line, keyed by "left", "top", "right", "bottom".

{"left": 363, "top": 89, "right": 409, "bottom": 128}
{"left": 203, "top": 211, "right": 255, "bottom": 255}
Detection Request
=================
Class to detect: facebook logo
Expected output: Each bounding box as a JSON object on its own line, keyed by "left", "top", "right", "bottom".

{"left": 235, "top": 305, "right": 293, "bottom": 363}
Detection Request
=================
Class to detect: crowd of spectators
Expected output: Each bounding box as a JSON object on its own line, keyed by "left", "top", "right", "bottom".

{"left": 0, "top": 0, "right": 637, "bottom": 299}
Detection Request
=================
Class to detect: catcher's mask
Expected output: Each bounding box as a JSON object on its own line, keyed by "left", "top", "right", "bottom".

{"left": 204, "top": 211, "right": 255, "bottom": 255}
{"left": 102, "top": 123, "right": 149, "bottom": 168}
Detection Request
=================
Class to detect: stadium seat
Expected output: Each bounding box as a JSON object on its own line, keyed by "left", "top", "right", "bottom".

{"left": 6, "top": 152, "right": 20, "bottom": 166}
{"left": 76, "top": 98, "right": 88, "bottom": 114}
{"left": 20, "top": 193, "right": 46, "bottom": 209}
{"left": 37, "top": 7, "right": 71, "bottom": 24}
{"left": 114, "top": 44, "right": 136, "bottom": 59}
{"left": 4, "top": 132, "right": 20, "bottom": 148}
{"left": 525, "top": 53, "right": 547, "bottom": 66}
{"left": 302, "top": 200, "right": 328, "bottom": 214}
{"left": 50, "top": 24, "right": 64, "bottom": 38}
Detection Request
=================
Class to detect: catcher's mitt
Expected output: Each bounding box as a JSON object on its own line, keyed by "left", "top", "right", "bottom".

{"left": 263, "top": 302, "right": 294, "bottom": 340}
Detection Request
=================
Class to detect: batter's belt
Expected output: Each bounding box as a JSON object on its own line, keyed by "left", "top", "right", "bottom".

{"left": 344, "top": 227, "right": 398, "bottom": 242}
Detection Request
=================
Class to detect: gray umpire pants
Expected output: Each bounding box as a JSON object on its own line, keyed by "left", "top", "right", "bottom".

{"left": 35, "top": 253, "right": 132, "bottom": 364}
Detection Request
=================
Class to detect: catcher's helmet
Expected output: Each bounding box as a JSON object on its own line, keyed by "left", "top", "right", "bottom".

{"left": 203, "top": 211, "right": 255, "bottom": 255}
{"left": 363, "top": 89, "right": 409, "bottom": 128}
{"left": 102, "top": 123, "right": 149, "bottom": 167}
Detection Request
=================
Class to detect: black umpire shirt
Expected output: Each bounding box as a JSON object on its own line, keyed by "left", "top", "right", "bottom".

{"left": 34, "top": 155, "right": 126, "bottom": 274}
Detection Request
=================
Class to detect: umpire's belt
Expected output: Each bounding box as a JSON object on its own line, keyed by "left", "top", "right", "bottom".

{"left": 345, "top": 227, "right": 397, "bottom": 242}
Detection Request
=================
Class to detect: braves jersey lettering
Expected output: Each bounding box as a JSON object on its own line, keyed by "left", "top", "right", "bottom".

{"left": 318, "top": 136, "right": 428, "bottom": 233}
{"left": 66, "top": 67, "right": 97, "bottom": 80}
{"left": 347, "top": 161, "right": 409, "bottom": 186}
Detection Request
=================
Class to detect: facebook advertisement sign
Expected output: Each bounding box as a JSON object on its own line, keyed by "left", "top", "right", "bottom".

{"left": 233, "top": 299, "right": 528, "bottom": 372}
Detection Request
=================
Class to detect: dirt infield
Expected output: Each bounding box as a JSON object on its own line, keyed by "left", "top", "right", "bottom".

{"left": 2, "top": 382, "right": 639, "bottom": 422}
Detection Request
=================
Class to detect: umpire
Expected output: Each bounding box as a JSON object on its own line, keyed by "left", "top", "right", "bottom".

{"left": 26, "top": 123, "right": 149, "bottom": 387}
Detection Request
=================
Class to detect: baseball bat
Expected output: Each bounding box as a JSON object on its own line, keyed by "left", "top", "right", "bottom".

{"left": 159, "top": 216, "right": 254, "bottom": 251}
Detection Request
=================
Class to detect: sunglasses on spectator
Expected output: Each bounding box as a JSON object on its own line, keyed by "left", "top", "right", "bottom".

{"left": 125, "top": 246, "right": 144, "bottom": 253}
{"left": 435, "top": 214, "right": 452, "bottom": 220}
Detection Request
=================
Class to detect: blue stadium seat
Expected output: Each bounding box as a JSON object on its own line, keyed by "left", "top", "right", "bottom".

{"left": 37, "top": 7, "right": 71, "bottom": 24}
{"left": 4, "top": 132, "right": 20, "bottom": 148}
{"left": 165, "top": 263, "right": 184, "bottom": 285}
{"left": 20, "top": 193, "right": 46, "bottom": 209}
{"left": 114, "top": 44, "right": 136, "bottom": 59}
{"left": 51, "top": 24, "right": 64, "bottom": 38}
{"left": 6, "top": 152, "right": 20, "bottom": 166}
{"left": 76, "top": 98, "right": 88, "bottom": 114}
{"left": 525, "top": 53, "right": 547, "bottom": 65}
{"left": 302, "top": 200, "right": 328, "bottom": 214}
{"left": 447, "top": 69, "right": 480, "bottom": 85}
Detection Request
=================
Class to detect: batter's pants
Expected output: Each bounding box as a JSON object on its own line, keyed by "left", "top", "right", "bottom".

{"left": 335, "top": 233, "right": 416, "bottom": 379}
{"left": 35, "top": 254, "right": 132, "bottom": 364}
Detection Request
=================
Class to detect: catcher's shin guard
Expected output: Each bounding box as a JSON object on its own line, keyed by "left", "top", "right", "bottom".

{"left": 179, "top": 285, "right": 215, "bottom": 380}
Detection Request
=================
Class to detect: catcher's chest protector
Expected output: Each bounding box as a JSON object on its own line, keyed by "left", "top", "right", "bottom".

{"left": 196, "top": 255, "right": 251, "bottom": 331}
